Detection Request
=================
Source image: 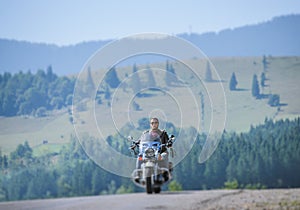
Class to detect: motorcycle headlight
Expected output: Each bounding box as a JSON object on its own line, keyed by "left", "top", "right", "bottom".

{"left": 145, "top": 148, "right": 155, "bottom": 158}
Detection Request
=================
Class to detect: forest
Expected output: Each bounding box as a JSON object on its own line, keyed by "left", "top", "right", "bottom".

{"left": 0, "top": 66, "right": 75, "bottom": 116}
{"left": 0, "top": 117, "right": 299, "bottom": 201}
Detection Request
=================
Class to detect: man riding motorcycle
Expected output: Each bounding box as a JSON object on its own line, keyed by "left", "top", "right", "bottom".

{"left": 132, "top": 117, "right": 172, "bottom": 181}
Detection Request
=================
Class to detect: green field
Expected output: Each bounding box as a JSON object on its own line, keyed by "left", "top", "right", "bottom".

{"left": 1, "top": 56, "right": 299, "bottom": 154}
{"left": 0, "top": 111, "right": 73, "bottom": 153}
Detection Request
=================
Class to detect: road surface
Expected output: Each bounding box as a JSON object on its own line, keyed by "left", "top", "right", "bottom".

{"left": 1, "top": 189, "right": 300, "bottom": 210}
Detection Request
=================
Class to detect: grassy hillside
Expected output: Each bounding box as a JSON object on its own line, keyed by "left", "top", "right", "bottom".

{"left": 210, "top": 56, "right": 300, "bottom": 130}
{"left": 0, "top": 110, "right": 73, "bottom": 153}
{"left": 0, "top": 56, "right": 299, "bottom": 154}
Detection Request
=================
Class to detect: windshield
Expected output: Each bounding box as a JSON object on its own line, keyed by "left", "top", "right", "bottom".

{"left": 140, "top": 131, "right": 160, "bottom": 142}
{"left": 139, "top": 132, "right": 161, "bottom": 153}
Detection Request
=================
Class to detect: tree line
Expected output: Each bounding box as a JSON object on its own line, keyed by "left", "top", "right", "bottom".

{"left": 0, "top": 117, "right": 299, "bottom": 201}
{"left": 175, "top": 117, "right": 300, "bottom": 190}
{"left": 0, "top": 66, "right": 75, "bottom": 116}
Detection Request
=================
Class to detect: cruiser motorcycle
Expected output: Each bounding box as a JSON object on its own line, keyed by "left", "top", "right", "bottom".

{"left": 128, "top": 132, "right": 175, "bottom": 194}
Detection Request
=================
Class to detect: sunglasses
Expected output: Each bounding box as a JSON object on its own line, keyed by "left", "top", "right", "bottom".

{"left": 150, "top": 121, "right": 159, "bottom": 124}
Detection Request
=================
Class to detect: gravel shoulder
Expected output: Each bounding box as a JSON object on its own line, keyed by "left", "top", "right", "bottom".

{"left": 0, "top": 189, "right": 299, "bottom": 210}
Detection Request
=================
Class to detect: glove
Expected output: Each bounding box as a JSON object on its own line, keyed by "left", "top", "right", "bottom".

{"left": 167, "top": 141, "right": 173, "bottom": 147}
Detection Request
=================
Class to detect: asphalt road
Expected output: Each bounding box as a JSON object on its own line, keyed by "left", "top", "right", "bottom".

{"left": 1, "top": 189, "right": 300, "bottom": 210}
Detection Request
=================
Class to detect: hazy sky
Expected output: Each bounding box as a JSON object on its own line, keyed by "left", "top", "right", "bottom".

{"left": 0, "top": 0, "right": 299, "bottom": 46}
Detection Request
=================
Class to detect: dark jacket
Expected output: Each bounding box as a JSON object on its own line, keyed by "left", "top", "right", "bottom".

{"left": 160, "top": 130, "right": 169, "bottom": 153}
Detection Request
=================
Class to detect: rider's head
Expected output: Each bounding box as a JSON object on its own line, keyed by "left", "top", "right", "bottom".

{"left": 150, "top": 117, "right": 159, "bottom": 130}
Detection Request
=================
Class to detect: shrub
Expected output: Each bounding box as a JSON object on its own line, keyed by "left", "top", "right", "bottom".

{"left": 268, "top": 94, "right": 280, "bottom": 107}
{"left": 224, "top": 179, "right": 239, "bottom": 189}
{"left": 168, "top": 180, "right": 183, "bottom": 191}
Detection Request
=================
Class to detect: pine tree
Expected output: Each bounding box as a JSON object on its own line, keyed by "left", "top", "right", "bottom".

{"left": 105, "top": 66, "right": 120, "bottom": 88}
{"left": 262, "top": 55, "right": 269, "bottom": 72}
{"left": 46, "top": 65, "right": 57, "bottom": 82}
{"left": 165, "top": 60, "right": 176, "bottom": 86}
{"left": 205, "top": 62, "right": 213, "bottom": 82}
{"left": 229, "top": 72, "right": 238, "bottom": 90}
{"left": 260, "top": 72, "right": 266, "bottom": 87}
{"left": 251, "top": 74, "right": 260, "bottom": 98}
{"left": 199, "top": 91, "right": 205, "bottom": 130}
{"left": 131, "top": 64, "right": 142, "bottom": 96}
{"left": 82, "top": 66, "right": 96, "bottom": 98}
{"left": 145, "top": 65, "right": 156, "bottom": 87}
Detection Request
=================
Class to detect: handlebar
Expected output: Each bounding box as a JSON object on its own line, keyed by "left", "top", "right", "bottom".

{"left": 128, "top": 135, "right": 175, "bottom": 151}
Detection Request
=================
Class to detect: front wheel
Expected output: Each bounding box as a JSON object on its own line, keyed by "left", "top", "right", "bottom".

{"left": 146, "top": 176, "right": 152, "bottom": 194}
{"left": 145, "top": 168, "right": 152, "bottom": 194}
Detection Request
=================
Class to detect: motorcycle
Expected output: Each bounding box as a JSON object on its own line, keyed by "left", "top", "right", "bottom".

{"left": 128, "top": 132, "right": 175, "bottom": 194}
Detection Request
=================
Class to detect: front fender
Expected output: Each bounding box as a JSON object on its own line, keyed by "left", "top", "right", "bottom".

{"left": 144, "top": 161, "right": 155, "bottom": 168}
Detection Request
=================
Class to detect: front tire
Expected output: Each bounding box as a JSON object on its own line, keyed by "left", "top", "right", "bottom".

{"left": 145, "top": 168, "right": 152, "bottom": 194}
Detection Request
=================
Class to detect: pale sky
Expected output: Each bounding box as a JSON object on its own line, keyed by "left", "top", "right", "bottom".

{"left": 0, "top": 0, "right": 299, "bottom": 46}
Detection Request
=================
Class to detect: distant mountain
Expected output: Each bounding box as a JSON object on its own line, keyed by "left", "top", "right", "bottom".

{"left": 0, "top": 14, "right": 299, "bottom": 75}
{"left": 0, "top": 39, "right": 110, "bottom": 75}
{"left": 179, "top": 14, "right": 300, "bottom": 56}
